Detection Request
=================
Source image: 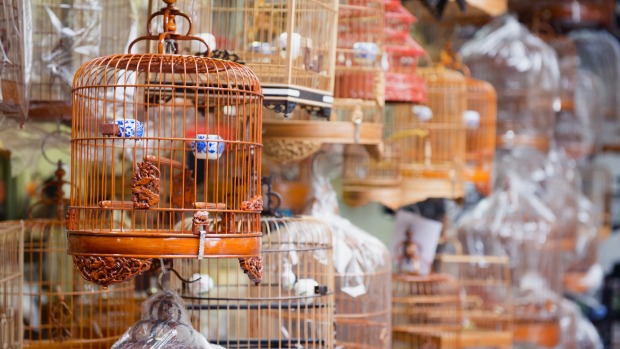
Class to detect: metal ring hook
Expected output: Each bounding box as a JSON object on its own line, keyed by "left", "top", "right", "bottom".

{"left": 157, "top": 267, "right": 201, "bottom": 290}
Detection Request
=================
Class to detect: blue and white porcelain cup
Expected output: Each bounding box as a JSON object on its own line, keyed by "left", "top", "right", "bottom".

{"left": 111, "top": 118, "right": 144, "bottom": 147}
{"left": 115, "top": 118, "right": 144, "bottom": 138}
{"left": 192, "top": 134, "right": 225, "bottom": 160}
{"left": 353, "top": 42, "right": 379, "bottom": 64}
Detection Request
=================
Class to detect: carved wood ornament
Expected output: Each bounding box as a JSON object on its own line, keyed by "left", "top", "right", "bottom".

{"left": 239, "top": 257, "right": 263, "bottom": 285}
{"left": 73, "top": 256, "right": 153, "bottom": 288}
{"left": 132, "top": 161, "right": 161, "bottom": 209}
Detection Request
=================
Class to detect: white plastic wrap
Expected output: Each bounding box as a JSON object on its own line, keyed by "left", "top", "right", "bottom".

{"left": 111, "top": 289, "right": 224, "bottom": 349}
{"left": 460, "top": 15, "right": 560, "bottom": 142}
{"left": 554, "top": 299, "right": 603, "bottom": 349}
{"left": 308, "top": 150, "right": 392, "bottom": 348}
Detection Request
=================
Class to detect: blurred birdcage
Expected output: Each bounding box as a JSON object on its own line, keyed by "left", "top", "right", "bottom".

{"left": 67, "top": 1, "right": 264, "bottom": 287}
{"left": 0, "top": 0, "right": 30, "bottom": 123}
{"left": 462, "top": 76, "right": 496, "bottom": 191}
{"left": 17, "top": 162, "right": 136, "bottom": 349}
{"left": 0, "top": 221, "right": 23, "bottom": 349}
{"left": 384, "top": 2, "right": 426, "bottom": 103}
{"left": 180, "top": 0, "right": 338, "bottom": 119}
{"left": 330, "top": 0, "right": 385, "bottom": 144}
{"left": 392, "top": 273, "right": 461, "bottom": 349}
{"left": 176, "top": 216, "right": 335, "bottom": 349}
{"left": 383, "top": 66, "right": 467, "bottom": 207}
{"left": 28, "top": 0, "right": 135, "bottom": 121}
{"left": 460, "top": 15, "right": 559, "bottom": 152}
{"left": 341, "top": 142, "right": 401, "bottom": 207}
{"left": 262, "top": 157, "right": 314, "bottom": 216}
{"left": 437, "top": 255, "right": 513, "bottom": 349}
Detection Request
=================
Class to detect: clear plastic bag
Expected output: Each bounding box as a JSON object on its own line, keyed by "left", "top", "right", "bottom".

{"left": 111, "top": 289, "right": 224, "bottom": 349}
{"left": 458, "top": 153, "right": 562, "bottom": 325}
{"left": 460, "top": 15, "right": 560, "bottom": 143}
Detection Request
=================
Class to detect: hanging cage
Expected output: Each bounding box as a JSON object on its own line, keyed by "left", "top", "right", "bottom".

{"left": 175, "top": 216, "right": 335, "bottom": 349}
{"left": 258, "top": 0, "right": 385, "bottom": 161}
{"left": 341, "top": 142, "right": 401, "bottom": 207}
{"left": 16, "top": 162, "right": 136, "bottom": 349}
{"left": 392, "top": 273, "right": 461, "bottom": 349}
{"left": 437, "top": 254, "right": 513, "bottom": 349}
{"left": 0, "top": 221, "right": 23, "bottom": 349}
{"left": 0, "top": 0, "right": 29, "bottom": 123}
{"left": 383, "top": 66, "right": 467, "bottom": 207}
{"left": 178, "top": 0, "right": 338, "bottom": 118}
{"left": 460, "top": 15, "right": 559, "bottom": 152}
{"left": 462, "top": 75, "right": 496, "bottom": 191}
{"left": 67, "top": 0, "right": 264, "bottom": 287}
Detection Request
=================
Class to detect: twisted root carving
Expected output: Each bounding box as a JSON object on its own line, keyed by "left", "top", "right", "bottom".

{"left": 239, "top": 257, "right": 263, "bottom": 285}
{"left": 73, "top": 256, "right": 152, "bottom": 287}
{"left": 132, "top": 161, "right": 160, "bottom": 209}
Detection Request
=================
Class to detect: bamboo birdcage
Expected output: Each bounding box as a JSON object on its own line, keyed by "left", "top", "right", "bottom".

{"left": 176, "top": 216, "right": 335, "bottom": 349}
{"left": 341, "top": 142, "right": 401, "bottom": 207}
{"left": 392, "top": 273, "right": 461, "bottom": 349}
{"left": 384, "top": 66, "right": 467, "bottom": 207}
{"left": 463, "top": 77, "right": 496, "bottom": 190}
{"left": 0, "top": 221, "right": 23, "bottom": 349}
{"left": 438, "top": 255, "right": 513, "bottom": 349}
{"left": 67, "top": 1, "right": 264, "bottom": 288}
{"left": 178, "top": 0, "right": 338, "bottom": 117}
{"left": 17, "top": 162, "right": 135, "bottom": 349}
{"left": 0, "top": 0, "right": 29, "bottom": 123}
{"left": 330, "top": 0, "right": 385, "bottom": 144}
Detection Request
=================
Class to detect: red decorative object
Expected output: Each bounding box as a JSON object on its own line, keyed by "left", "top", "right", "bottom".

{"left": 384, "top": 3, "right": 427, "bottom": 103}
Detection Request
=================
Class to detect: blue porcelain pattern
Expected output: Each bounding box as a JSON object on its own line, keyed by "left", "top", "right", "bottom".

{"left": 192, "top": 134, "right": 225, "bottom": 160}
{"left": 115, "top": 119, "right": 144, "bottom": 138}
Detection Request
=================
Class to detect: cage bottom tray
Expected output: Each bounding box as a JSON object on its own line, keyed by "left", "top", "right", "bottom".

{"left": 263, "top": 120, "right": 382, "bottom": 146}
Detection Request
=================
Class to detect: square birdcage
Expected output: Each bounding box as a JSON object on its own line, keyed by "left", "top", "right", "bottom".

{"left": 179, "top": 0, "right": 338, "bottom": 117}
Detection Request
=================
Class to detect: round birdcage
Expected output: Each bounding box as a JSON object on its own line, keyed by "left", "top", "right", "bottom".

{"left": 67, "top": 0, "right": 264, "bottom": 287}
{"left": 175, "top": 216, "right": 335, "bottom": 349}
{"left": 463, "top": 77, "right": 496, "bottom": 191}
{"left": 392, "top": 273, "right": 461, "bottom": 349}
{"left": 0, "top": 221, "right": 23, "bottom": 349}
{"left": 0, "top": 0, "right": 29, "bottom": 123}
{"left": 437, "top": 255, "right": 513, "bottom": 349}
{"left": 383, "top": 66, "right": 467, "bottom": 207}
{"left": 341, "top": 142, "right": 401, "bottom": 208}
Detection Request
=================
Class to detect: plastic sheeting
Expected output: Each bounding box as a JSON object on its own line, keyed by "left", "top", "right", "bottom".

{"left": 460, "top": 15, "right": 560, "bottom": 142}
{"left": 112, "top": 289, "right": 224, "bottom": 349}
{"left": 0, "top": 0, "right": 32, "bottom": 123}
